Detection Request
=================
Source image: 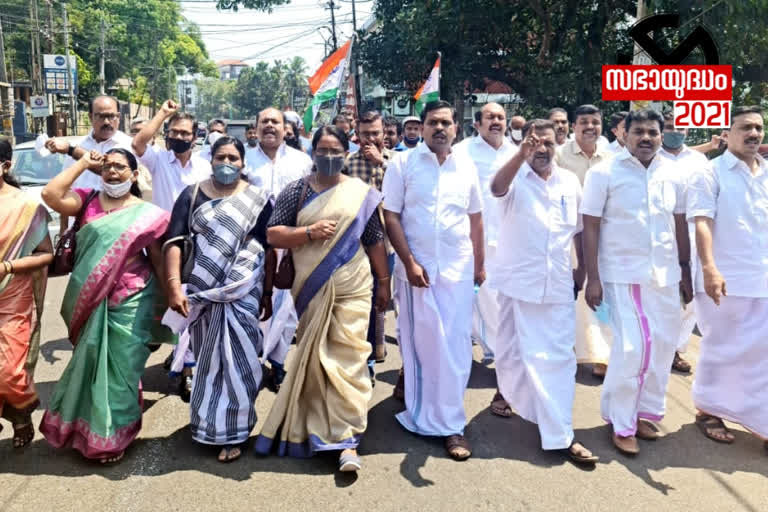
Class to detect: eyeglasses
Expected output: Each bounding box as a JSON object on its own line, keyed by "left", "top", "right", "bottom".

{"left": 94, "top": 113, "right": 120, "bottom": 122}
{"left": 103, "top": 163, "right": 131, "bottom": 173}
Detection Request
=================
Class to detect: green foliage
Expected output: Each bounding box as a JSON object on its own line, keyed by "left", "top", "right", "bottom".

{"left": 215, "top": 0, "right": 292, "bottom": 12}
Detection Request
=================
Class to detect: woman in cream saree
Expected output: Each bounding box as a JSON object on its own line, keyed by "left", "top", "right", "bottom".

{"left": 254, "top": 126, "right": 390, "bottom": 472}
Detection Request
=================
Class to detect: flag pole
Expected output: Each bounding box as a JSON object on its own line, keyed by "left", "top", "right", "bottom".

{"left": 436, "top": 51, "right": 441, "bottom": 99}
{"left": 334, "top": 38, "right": 354, "bottom": 119}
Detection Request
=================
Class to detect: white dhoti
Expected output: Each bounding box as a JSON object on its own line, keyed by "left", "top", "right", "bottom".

{"left": 601, "top": 282, "right": 680, "bottom": 436}
{"left": 677, "top": 301, "right": 697, "bottom": 353}
{"left": 496, "top": 295, "right": 576, "bottom": 450}
{"left": 573, "top": 245, "right": 612, "bottom": 364}
{"left": 395, "top": 275, "right": 474, "bottom": 436}
{"left": 692, "top": 294, "right": 768, "bottom": 438}
{"left": 472, "top": 245, "right": 499, "bottom": 360}
{"left": 260, "top": 249, "right": 298, "bottom": 366}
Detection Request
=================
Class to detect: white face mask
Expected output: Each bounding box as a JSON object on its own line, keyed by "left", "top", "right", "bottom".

{"left": 102, "top": 178, "right": 133, "bottom": 198}
{"left": 510, "top": 129, "right": 523, "bottom": 141}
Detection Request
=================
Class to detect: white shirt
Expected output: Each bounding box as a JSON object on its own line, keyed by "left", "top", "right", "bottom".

{"left": 687, "top": 151, "right": 768, "bottom": 297}
{"left": 580, "top": 148, "right": 686, "bottom": 287}
{"left": 492, "top": 162, "right": 583, "bottom": 303}
{"left": 382, "top": 142, "right": 483, "bottom": 282}
{"left": 71, "top": 130, "right": 134, "bottom": 189}
{"left": 453, "top": 135, "right": 518, "bottom": 247}
{"left": 138, "top": 145, "right": 212, "bottom": 212}
{"left": 607, "top": 139, "right": 625, "bottom": 155}
{"left": 243, "top": 142, "right": 312, "bottom": 196}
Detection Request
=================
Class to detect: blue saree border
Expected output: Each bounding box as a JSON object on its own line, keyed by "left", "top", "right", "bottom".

{"left": 253, "top": 433, "right": 361, "bottom": 458}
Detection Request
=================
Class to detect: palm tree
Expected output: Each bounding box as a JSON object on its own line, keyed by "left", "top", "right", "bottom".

{"left": 285, "top": 56, "right": 308, "bottom": 110}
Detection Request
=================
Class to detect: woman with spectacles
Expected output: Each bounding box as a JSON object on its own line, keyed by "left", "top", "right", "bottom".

{"left": 254, "top": 126, "right": 390, "bottom": 473}
{"left": 39, "top": 148, "right": 172, "bottom": 464}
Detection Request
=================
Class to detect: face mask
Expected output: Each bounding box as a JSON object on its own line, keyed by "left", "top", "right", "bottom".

{"left": 314, "top": 155, "right": 345, "bottom": 176}
{"left": 102, "top": 178, "right": 133, "bottom": 198}
{"left": 247, "top": 138, "right": 258, "bottom": 147}
{"left": 403, "top": 135, "right": 420, "bottom": 145}
{"left": 510, "top": 129, "right": 523, "bottom": 141}
{"left": 212, "top": 163, "right": 241, "bottom": 185}
{"left": 663, "top": 131, "right": 685, "bottom": 149}
{"left": 166, "top": 137, "right": 193, "bottom": 154}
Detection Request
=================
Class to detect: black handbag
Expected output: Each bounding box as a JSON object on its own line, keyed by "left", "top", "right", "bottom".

{"left": 162, "top": 182, "right": 200, "bottom": 282}
{"left": 49, "top": 189, "right": 99, "bottom": 276}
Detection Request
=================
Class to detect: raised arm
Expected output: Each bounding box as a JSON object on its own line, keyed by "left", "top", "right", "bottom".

{"left": 41, "top": 151, "right": 101, "bottom": 216}
{"left": 133, "top": 100, "right": 178, "bottom": 158}
{"left": 490, "top": 132, "right": 537, "bottom": 197}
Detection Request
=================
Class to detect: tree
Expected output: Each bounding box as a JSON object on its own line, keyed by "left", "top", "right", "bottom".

{"left": 196, "top": 78, "right": 237, "bottom": 121}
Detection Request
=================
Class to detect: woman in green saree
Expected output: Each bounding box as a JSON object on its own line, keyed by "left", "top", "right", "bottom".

{"left": 39, "top": 149, "right": 171, "bottom": 464}
{"left": 254, "top": 126, "right": 391, "bottom": 472}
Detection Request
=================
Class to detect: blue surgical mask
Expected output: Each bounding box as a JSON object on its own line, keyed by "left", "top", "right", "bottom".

{"left": 403, "top": 135, "right": 420, "bottom": 145}
{"left": 663, "top": 131, "right": 685, "bottom": 149}
{"left": 314, "top": 155, "right": 345, "bottom": 176}
{"left": 212, "top": 163, "right": 240, "bottom": 185}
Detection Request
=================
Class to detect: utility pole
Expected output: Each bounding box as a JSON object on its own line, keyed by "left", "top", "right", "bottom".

{"left": 0, "top": 17, "right": 13, "bottom": 142}
{"left": 99, "top": 18, "right": 106, "bottom": 94}
{"left": 0, "top": 17, "right": 8, "bottom": 84}
{"left": 327, "top": 1, "right": 338, "bottom": 51}
{"left": 62, "top": 3, "right": 76, "bottom": 133}
{"left": 45, "top": 0, "right": 54, "bottom": 52}
{"left": 351, "top": 0, "right": 357, "bottom": 32}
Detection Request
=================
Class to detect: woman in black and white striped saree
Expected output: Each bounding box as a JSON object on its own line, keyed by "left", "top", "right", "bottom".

{"left": 164, "top": 136, "right": 276, "bottom": 463}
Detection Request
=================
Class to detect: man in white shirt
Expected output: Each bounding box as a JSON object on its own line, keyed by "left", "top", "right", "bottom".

{"left": 687, "top": 105, "right": 768, "bottom": 448}
{"left": 383, "top": 100, "right": 485, "bottom": 461}
{"left": 454, "top": 102, "right": 517, "bottom": 416}
{"left": 581, "top": 109, "right": 692, "bottom": 455}
{"left": 490, "top": 119, "right": 598, "bottom": 465}
{"left": 548, "top": 107, "right": 570, "bottom": 149}
{"left": 508, "top": 115, "right": 525, "bottom": 146}
{"left": 658, "top": 112, "right": 710, "bottom": 374}
{"left": 400, "top": 116, "right": 422, "bottom": 150}
{"left": 556, "top": 104, "right": 614, "bottom": 378}
{"left": 606, "top": 111, "right": 628, "bottom": 155}
{"left": 243, "top": 107, "right": 312, "bottom": 387}
{"left": 198, "top": 119, "right": 228, "bottom": 161}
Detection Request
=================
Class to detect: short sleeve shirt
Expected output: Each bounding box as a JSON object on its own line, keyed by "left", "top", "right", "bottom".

{"left": 138, "top": 145, "right": 212, "bottom": 212}
{"left": 382, "top": 143, "right": 483, "bottom": 282}
{"left": 243, "top": 142, "right": 313, "bottom": 197}
{"left": 555, "top": 138, "right": 613, "bottom": 184}
{"left": 70, "top": 130, "right": 135, "bottom": 189}
{"left": 580, "top": 148, "right": 686, "bottom": 287}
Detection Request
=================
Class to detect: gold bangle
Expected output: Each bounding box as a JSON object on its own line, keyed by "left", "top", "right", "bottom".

{"left": 2, "top": 261, "right": 9, "bottom": 273}
{"left": 167, "top": 276, "right": 180, "bottom": 283}
{"left": 378, "top": 275, "right": 391, "bottom": 281}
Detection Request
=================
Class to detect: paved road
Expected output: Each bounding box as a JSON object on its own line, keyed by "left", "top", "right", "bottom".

{"left": 1, "top": 275, "right": 766, "bottom": 512}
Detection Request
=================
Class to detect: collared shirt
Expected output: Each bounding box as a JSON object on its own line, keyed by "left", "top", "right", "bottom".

{"left": 555, "top": 138, "right": 613, "bottom": 184}
{"left": 687, "top": 150, "right": 768, "bottom": 297}
{"left": 138, "top": 145, "right": 212, "bottom": 212}
{"left": 491, "top": 162, "right": 583, "bottom": 304}
{"left": 393, "top": 141, "right": 410, "bottom": 152}
{"left": 243, "top": 142, "right": 313, "bottom": 197}
{"left": 382, "top": 142, "right": 483, "bottom": 282}
{"left": 580, "top": 148, "right": 686, "bottom": 287}
{"left": 453, "top": 135, "right": 518, "bottom": 247}
{"left": 71, "top": 129, "right": 134, "bottom": 189}
{"left": 344, "top": 147, "right": 393, "bottom": 191}
{"left": 606, "top": 139, "right": 625, "bottom": 155}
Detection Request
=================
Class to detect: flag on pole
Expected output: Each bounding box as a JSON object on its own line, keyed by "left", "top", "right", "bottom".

{"left": 303, "top": 40, "right": 352, "bottom": 132}
{"left": 414, "top": 56, "right": 440, "bottom": 115}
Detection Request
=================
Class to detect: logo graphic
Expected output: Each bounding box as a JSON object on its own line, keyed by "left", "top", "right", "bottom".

{"left": 604, "top": 14, "right": 732, "bottom": 128}
{"left": 55, "top": 55, "right": 65, "bottom": 66}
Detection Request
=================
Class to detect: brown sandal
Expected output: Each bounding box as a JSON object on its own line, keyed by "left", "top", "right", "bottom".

{"left": 696, "top": 414, "right": 735, "bottom": 444}
{"left": 12, "top": 422, "right": 34, "bottom": 449}
{"left": 559, "top": 440, "right": 599, "bottom": 464}
{"left": 490, "top": 391, "right": 513, "bottom": 418}
{"left": 393, "top": 367, "right": 405, "bottom": 402}
{"left": 445, "top": 434, "right": 472, "bottom": 461}
{"left": 671, "top": 352, "right": 692, "bottom": 373}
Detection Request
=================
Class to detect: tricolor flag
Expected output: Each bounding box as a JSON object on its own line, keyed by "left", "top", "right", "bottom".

{"left": 414, "top": 56, "right": 440, "bottom": 115}
{"left": 303, "top": 40, "right": 352, "bottom": 132}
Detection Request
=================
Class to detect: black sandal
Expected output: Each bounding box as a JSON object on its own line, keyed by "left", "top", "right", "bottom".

{"left": 12, "top": 422, "right": 34, "bottom": 449}
{"left": 558, "top": 440, "right": 599, "bottom": 464}
{"left": 218, "top": 443, "right": 244, "bottom": 463}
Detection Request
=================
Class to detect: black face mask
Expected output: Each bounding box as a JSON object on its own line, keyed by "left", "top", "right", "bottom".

{"left": 166, "top": 137, "right": 193, "bottom": 154}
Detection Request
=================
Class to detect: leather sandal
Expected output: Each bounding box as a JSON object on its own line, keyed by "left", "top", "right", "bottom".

{"left": 445, "top": 434, "right": 472, "bottom": 461}
{"left": 559, "top": 440, "right": 599, "bottom": 464}
{"left": 613, "top": 434, "right": 640, "bottom": 455}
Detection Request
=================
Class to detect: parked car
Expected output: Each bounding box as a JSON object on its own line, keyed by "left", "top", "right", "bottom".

{"left": 12, "top": 136, "right": 84, "bottom": 241}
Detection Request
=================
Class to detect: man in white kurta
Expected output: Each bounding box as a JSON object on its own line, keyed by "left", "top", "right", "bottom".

{"left": 658, "top": 113, "right": 710, "bottom": 373}
{"left": 686, "top": 106, "right": 768, "bottom": 446}
{"left": 243, "top": 107, "right": 312, "bottom": 383}
{"left": 581, "top": 109, "right": 692, "bottom": 455}
{"left": 383, "top": 101, "right": 485, "bottom": 460}
{"left": 489, "top": 120, "right": 598, "bottom": 464}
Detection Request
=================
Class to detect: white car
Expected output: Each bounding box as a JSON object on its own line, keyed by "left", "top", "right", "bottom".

{"left": 12, "top": 136, "right": 84, "bottom": 241}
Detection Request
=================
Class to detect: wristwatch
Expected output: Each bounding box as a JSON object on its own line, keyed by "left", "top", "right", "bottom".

{"left": 67, "top": 144, "right": 75, "bottom": 157}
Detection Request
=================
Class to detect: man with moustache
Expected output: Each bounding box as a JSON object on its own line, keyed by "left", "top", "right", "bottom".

{"left": 658, "top": 112, "right": 709, "bottom": 374}
{"left": 548, "top": 107, "right": 570, "bottom": 149}
{"left": 489, "top": 119, "right": 597, "bottom": 465}
{"left": 606, "top": 111, "right": 629, "bottom": 155}
{"left": 581, "top": 109, "right": 692, "bottom": 455}
{"left": 556, "top": 104, "right": 614, "bottom": 378}
{"left": 508, "top": 115, "right": 526, "bottom": 146}
{"left": 243, "top": 107, "right": 312, "bottom": 389}
{"left": 687, "top": 106, "right": 768, "bottom": 448}
{"left": 383, "top": 100, "right": 485, "bottom": 461}
{"left": 454, "top": 102, "right": 517, "bottom": 417}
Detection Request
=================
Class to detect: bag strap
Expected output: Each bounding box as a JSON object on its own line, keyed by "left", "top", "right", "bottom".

{"left": 296, "top": 177, "right": 310, "bottom": 224}
{"left": 73, "top": 189, "right": 99, "bottom": 231}
{"left": 187, "top": 182, "right": 201, "bottom": 233}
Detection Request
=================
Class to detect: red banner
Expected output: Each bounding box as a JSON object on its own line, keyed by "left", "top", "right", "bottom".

{"left": 602, "top": 65, "right": 732, "bottom": 101}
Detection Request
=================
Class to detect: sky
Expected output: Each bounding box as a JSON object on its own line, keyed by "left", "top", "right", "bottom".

{"left": 180, "top": 0, "right": 374, "bottom": 73}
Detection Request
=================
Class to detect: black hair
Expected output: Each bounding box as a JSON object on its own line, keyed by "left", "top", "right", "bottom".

{"left": 382, "top": 116, "right": 402, "bottom": 135}
{"left": 420, "top": 100, "right": 454, "bottom": 123}
{"left": 247, "top": 121, "right": 259, "bottom": 131}
{"left": 208, "top": 119, "right": 227, "bottom": 131}
{"left": 573, "top": 104, "right": 601, "bottom": 120}
{"left": 609, "top": 111, "right": 629, "bottom": 130}
{"left": 104, "top": 148, "right": 142, "bottom": 198}
{"left": 88, "top": 95, "right": 119, "bottom": 114}
{"left": 731, "top": 105, "right": 763, "bottom": 124}
{"left": 662, "top": 111, "right": 675, "bottom": 122}
{"left": 0, "top": 137, "right": 21, "bottom": 188}
{"left": 624, "top": 108, "right": 664, "bottom": 133}
{"left": 168, "top": 112, "right": 198, "bottom": 134}
{"left": 257, "top": 108, "right": 284, "bottom": 126}
{"left": 312, "top": 125, "right": 349, "bottom": 152}
{"left": 211, "top": 135, "right": 246, "bottom": 162}
{"left": 547, "top": 107, "right": 568, "bottom": 119}
{"left": 284, "top": 120, "right": 302, "bottom": 151}
{"left": 358, "top": 110, "right": 382, "bottom": 124}
{"left": 522, "top": 119, "right": 556, "bottom": 139}
{"left": 332, "top": 114, "right": 350, "bottom": 125}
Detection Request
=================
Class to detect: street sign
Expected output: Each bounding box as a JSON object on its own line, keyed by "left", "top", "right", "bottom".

{"left": 43, "top": 54, "right": 78, "bottom": 95}
{"left": 30, "top": 95, "right": 50, "bottom": 118}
